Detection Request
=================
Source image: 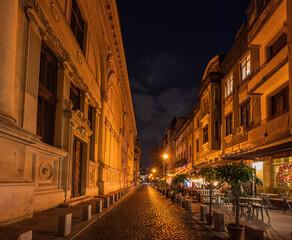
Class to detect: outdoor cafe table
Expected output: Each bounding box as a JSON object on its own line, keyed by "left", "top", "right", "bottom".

{"left": 239, "top": 197, "right": 262, "bottom": 218}
{"left": 260, "top": 193, "right": 279, "bottom": 197}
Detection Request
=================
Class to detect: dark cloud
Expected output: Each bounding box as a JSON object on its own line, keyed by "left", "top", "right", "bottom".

{"left": 132, "top": 86, "right": 197, "bottom": 166}
{"left": 117, "top": 0, "right": 252, "bottom": 167}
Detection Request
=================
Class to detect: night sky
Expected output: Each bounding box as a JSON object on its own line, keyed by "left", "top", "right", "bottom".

{"left": 116, "top": 0, "right": 251, "bottom": 167}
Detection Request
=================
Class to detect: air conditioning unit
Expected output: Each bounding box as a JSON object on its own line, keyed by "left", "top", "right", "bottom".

{"left": 237, "top": 126, "right": 244, "bottom": 135}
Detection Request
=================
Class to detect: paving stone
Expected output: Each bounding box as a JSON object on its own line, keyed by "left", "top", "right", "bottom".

{"left": 75, "top": 186, "right": 221, "bottom": 240}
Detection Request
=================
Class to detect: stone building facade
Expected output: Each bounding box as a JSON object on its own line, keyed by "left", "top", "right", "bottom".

{"left": 0, "top": 0, "right": 137, "bottom": 226}
{"left": 163, "top": 0, "right": 292, "bottom": 194}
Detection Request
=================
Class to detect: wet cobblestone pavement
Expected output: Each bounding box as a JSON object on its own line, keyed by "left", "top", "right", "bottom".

{"left": 75, "top": 185, "right": 220, "bottom": 240}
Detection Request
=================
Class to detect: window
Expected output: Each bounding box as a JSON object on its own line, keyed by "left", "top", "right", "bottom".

{"left": 37, "top": 43, "right": 58, "bottom": 145}
{"left": 196, "top": 139, "right": 199, "bottom": 153}
{"left": 226, "top": 114, "right": 233, "bottom": 136}
{"left": 270, "top": 87, "right": 289, "bottom": 120}
{"left": 202, "top": 98, "right": 208, "bottom": 116}
{"left": 70, "top": 0, "right": 85, "bottom": 49}
{"left": 225, "top": 75, "right": 233, "bottom": 97}
{"left": 214, "top": 87, "right": 219, "bottom": 105}
{"left": 214, "top": 121, "right": 219, "bottom": 140}
{"left": 240, "top": 54, "right": 251, "bottom": 81}
{"left": 240, "top": 101, "right": 250, "bottom": 127}
{"left": 268, "top": 33, "right": 287, "bottom": 60}
{"left": 203, "top": 125, "right": 208, "bottom": 144}
{"left": 70, "top": 83, "right": 80, "bottom": 110}
{"left": 196, "top": 118, "right": 200, "bottom": 128}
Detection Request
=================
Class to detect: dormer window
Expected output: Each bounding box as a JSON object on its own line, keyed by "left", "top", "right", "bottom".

{"left": 240, "top": 54, "right": 251, "bottom": 81}
{"left": 70, "top": 0, "right": 85, "bottom": 50}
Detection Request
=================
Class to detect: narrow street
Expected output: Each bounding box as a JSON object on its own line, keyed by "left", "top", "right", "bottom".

{"left": 76, "top": 186, "right": 220, "bottom": 240}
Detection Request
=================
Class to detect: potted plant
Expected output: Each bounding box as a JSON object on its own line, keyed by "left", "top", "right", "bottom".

{"left": 197, "top": 166, "right": 219, "bottom": 225}
{"left": 172, "top": 174, "right": 190, "bottom": 202}
{"left": 215, "top": 163, "right": 262, "bottom": 240}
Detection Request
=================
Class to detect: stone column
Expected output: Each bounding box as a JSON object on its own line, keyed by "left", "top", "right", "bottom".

{"left": 0, "top": 0, "right": 18, "bottom": 123}
{"left": 287, "top": 0, "right": 292, "bottom": 134}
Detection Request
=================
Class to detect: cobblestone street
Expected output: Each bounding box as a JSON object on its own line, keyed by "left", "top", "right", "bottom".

{"left": 76, "top": 186, "right": 220, "bottom": 240}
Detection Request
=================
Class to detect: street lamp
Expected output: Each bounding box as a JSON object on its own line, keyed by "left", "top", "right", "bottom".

{"left": 152, "top": 169, "right": 156, "bottom": 173}
{"left": 162, "top": 153, "right": 169, "bottom": 177}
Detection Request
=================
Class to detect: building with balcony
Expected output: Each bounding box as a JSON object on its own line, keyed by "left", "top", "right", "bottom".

{"left": 162, "top": 0, "right": 292, "bottom": 195}
{"left": 0, "top": 0, "right": 137, "bottom": 226}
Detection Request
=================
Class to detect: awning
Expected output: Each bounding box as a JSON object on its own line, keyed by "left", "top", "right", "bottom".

{"left": 171, "top": 166, "right": 193, "bottom": 177}
{"left": 223, "top": 141, "right": 292, "bottom": 161}
{"left": 192, "top": 160, "right": 231, "bottom": 171}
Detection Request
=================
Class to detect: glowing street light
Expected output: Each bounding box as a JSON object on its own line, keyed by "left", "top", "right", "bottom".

{"left": 152, "top": 169, "right": 156, "bottom": 173}
{"left": 163, "top": 154, "right": 169, "bottom": 159}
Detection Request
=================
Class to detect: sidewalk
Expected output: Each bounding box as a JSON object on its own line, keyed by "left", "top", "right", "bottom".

{"left": 189, "top": 201, "right": 292, "bottom": 240}
{"left": 0, "top": 187, "right": 137, "bottom": 240}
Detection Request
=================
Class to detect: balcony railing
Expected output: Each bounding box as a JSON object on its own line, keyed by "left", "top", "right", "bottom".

{"left": 248, "top": 111, "right": 290, "bottom": 147}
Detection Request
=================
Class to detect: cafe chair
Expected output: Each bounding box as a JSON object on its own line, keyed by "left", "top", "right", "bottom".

{"left": 221, "top": 191, "right": 231, "bottom": 206}
{"left": 251, "top": 197, "right": 270, "bottom": 222}
{"left": 280, "top": 193, "right": 292, "bottom": 213}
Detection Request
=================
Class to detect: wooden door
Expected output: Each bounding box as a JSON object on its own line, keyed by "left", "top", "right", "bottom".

{"left": 72, "top": 139, "right": 82, "bottom": 197}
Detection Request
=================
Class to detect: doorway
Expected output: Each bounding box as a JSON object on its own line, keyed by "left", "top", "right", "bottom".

{"left": 72, "top": 138, "right": 83, "bottom": 197}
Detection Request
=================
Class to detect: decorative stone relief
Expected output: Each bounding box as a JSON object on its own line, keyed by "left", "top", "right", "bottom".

{"left": 64, "top": 99, "right": 73, "bottom": 112}
{"left": 50, "top": 2, "right": 59, "bottom": 22}
{"left": 70, "top": 110, "right": 93, "bottom": 142}
{"left": 77, "top": 52, "right": 82, "bottom": 64}
{"left": 39, "top": 161, "right": 53, "bottom": 181}
{"left": 224, "top": 134, "right": 233, "bottom": 144}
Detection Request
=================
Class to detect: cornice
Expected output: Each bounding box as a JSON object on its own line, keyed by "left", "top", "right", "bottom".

{"left": 101, "top": 0, "right": 137, "bottom": 135}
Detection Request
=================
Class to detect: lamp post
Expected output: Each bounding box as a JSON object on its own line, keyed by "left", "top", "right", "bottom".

{"left": 163, "top": 153, "right": 169, "bottom": 177}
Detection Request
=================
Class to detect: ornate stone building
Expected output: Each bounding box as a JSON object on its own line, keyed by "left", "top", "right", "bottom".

{"left": 0, "top": 0, "right": 137, "bottom": 226}
{"left": 162, "top": 0, "right": 292, "bottom": 194}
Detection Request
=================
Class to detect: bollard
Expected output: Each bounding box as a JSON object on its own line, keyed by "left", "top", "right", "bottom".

{"left": 114, "top": 193, "right": 118, "bottom": 201}
{"left": 110, "top": 195, "right": 115, "bottom": 204}
{"left": 186, "top": 200, "right": 192, "bottom": 212}
{"left": 58, "top": 214, "right": 72, "bottom": 236}
{"left": 175, "top": 194, "right": 179, "bottom": 203}
{"left": 17, "top": 231, "right": 32, "bottom": 240}
{"left": 179, "top": 196, "right": 183, "bottom": 206}
{"left": 200, "top": 205, "right": 208, "bottom": 222}
{"left": 104, "top": 197, "right": 110, "bottom": 208}
{"left": 245, "top": 225, "right": 264, "bottom": 240}
{"left": 96, "top": 200, "right": 103, "bottom": 213}
{"left": 83, "top": 205, "right": 92, "bottom": 221}
{"left": 213, "top": 210, "right": 225, "bottom": 232}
